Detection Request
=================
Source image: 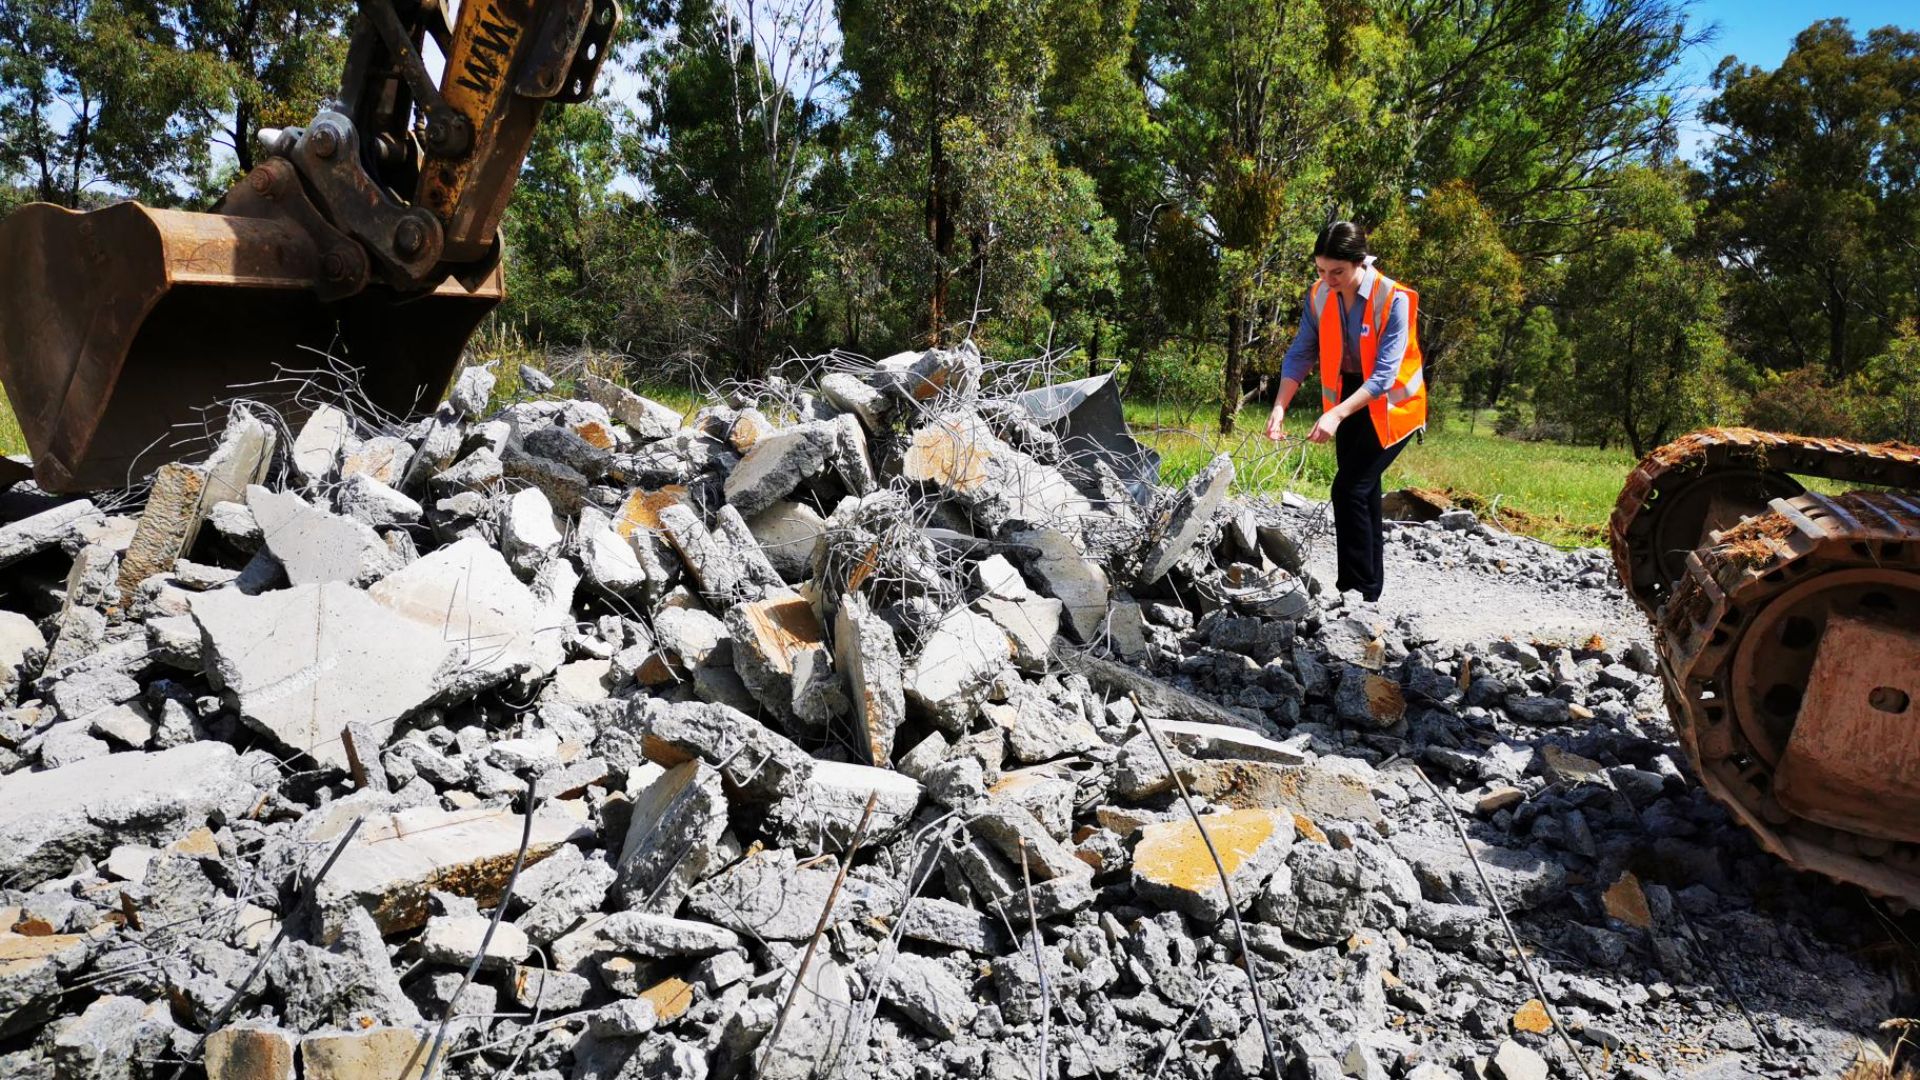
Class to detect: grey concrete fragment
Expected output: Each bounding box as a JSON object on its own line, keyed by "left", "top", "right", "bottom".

{"left": 37, "top": 722, "right": 107, "bottom": 767}
{"left": 418, "top": 915, "right": 530, "bottom": 970}
{"left": 192, "top": 583, "right": 454, "bottom": 769}
{"left": 203, "top": 1024, "right": 297, "bottom": 1080}
{"left": 820, "top": 371, "right": 891, "bottom": 431}
{"left": 658, "top": 504, "right": 761, "bottom": 607}
{"left": 769, "top": 760, "right": 920, "bottom": 853}
{"left": 653, "top": 606, "right": 731, "bottom": 668}
{"left": 432, "top": 446, "right": 503, "bottom": 495}
{"left": 0, "top": 499, "right": 102, "bottom": 568}
{"left": 723, "top": 422, "right": 836, "bottom": 518}
{"left": 581, "top": 375, "right": 683, "bottom": 441}
{"left": 1137, "top": 452, "right": 1234, "bottom": 585}
{"left": 501, "top": 486, "right": 563, "bottom": 575}
{"left": 830, "top": 412, "right": 877, "bottom": 494}
{"left": 685, "top": 849, "right": 896, "bottom": 939}
{"left": 968, "top": 802, "right": 1092, "bottom": 884}
{"left": 334, "top": 473, "right": 422, "bottom": 529}
{"left": 903, "top": 606, "right": 1009, "bottom": 731}
{"left": 975, "top": 593, "right": 1062, "bottom": 672}
{"left": 50, "top": 994, "right": 178, "bottom": 1080}
{"left": 725, "top": 589, "right": 832, "bottom": 726}
{"left": 632, "top": 699, "right": 813, "bottom": 802}
{"left": 206, "top": 499, "right": 263, "bottom": 550}
{"left": 1011, "top": 526, "right": 1109, "bottom": 641}
{"left": 899, "top": 897, "right": 1001, "bottom": 954}
{"left": 291, "top": 404, "right": 354, "bottom": 484}
{"left": 835, "top": 593, "right": 905, "bottom": 765}
{"left": 521, "top": 422, "right": 610, "bottom": 477}
{"left": 369, "top": 536, "right": 567, "bottom": 698}
{"left": 901, "top": 412, "right": 1092, "bottom": 534}
{"left": 549, "top": 912, "right": 741, "bottom": 974}
{"left": 501, "top": 444, "right": 588, "bottom": 513}
{"left": 449, "top": 365, "right": 496, "bottom": 416}
{"left": 315, "top": 804, "right": 590, "bottom": 933}
{"left": 247, "top": 485, "right": 401, "bottom": 586}
{"left": 506, "top": 965, "right": 588, "bottom": 1012}
{"left": 883, "top": 952, "right": 976, "bottom": 1038}
{"left": 1131, "top": 808, "right": 1293, "bottom": 922}
{"left": 342, "top": 436, "right": 415, "bottom": 488}
{"left": 745, "top": 500, "right": 828, "bottom": 583}
{"left": 0, "top": 741, "right": 262, "bottom": 883}
{"left": 512, "top": 848, "right": 616, "bottom": 944}
{"left": 755, "top": 956, "right": 851, "bottom": 1080}
{"left": 0, "top": 610, "right": 46, "bottom": 705}
{"left": 616, "top": 760, "right": 728, "bottom": 912}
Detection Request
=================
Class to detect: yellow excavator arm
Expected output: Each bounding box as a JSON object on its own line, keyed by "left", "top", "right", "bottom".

{"left": 0, "top": 0, "right": 620, "bottom": 491}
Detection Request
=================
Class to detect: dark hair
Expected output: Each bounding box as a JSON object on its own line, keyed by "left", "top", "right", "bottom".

{"left": 1313, "top": 221, "right": 1368, "bottom": 264}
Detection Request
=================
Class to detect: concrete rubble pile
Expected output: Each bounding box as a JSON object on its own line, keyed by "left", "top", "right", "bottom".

{"left": 0, "top": 350, "right": 1897, "bottom": 1079}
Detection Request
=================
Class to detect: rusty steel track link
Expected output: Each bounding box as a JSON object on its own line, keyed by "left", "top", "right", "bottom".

{"left": 1646, "top": 486, "right": 1920, "bottom": 903}
{"left": 1609, "top": 427, "right": 1920, "bottom": 616}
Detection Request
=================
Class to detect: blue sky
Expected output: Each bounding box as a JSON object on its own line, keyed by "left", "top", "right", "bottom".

{"left": 1673, "top": 0, "right": 1915, "bottom": 158}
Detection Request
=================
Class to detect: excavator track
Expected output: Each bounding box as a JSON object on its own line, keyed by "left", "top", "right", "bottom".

{"left": 1610, "top": 427, "right": 1920, "bottom": 616}
{"left": 1610, "top": 428, "right": 1920, "bottom": 904}
{"left": 1656, "top": 490, "right": 1920, "bottom": 902}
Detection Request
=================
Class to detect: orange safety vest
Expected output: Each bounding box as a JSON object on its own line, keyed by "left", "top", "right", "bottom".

{"left": 1308, "top": 272, "right": 1426, "bottom": 447}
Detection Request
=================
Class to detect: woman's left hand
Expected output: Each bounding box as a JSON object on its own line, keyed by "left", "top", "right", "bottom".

{"left": 1307, "top": 412, "right": 1341, "bottom": 444}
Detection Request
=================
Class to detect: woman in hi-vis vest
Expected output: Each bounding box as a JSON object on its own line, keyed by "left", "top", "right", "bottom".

{"left": 1264, "top": 221, "right": 1427, "bottom": 602}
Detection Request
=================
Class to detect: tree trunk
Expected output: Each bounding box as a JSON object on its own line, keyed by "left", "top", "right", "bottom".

{"left": 925, "top": 73, "right": 951, "bottom": 346}
{"left": 1826, "top": 270, "right": 1849, "bottom": 379}
{"left": 1219, "top": 285, "right": 1247, "bottom": 434}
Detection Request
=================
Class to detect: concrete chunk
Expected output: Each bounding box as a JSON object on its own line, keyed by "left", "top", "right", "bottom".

{"left": 1132, "top": 808, "right": 1293, "bottom": 922}
{"left": 820, "top": 371, "right": 891, "bottom": 431}
{"left": 615, "top": 760, "right": 728, "bottom": 912}
{"left": 342, "top": 436, "right": 414, "bottom": 487}
{"left": 549, "top": 912, "right": 740, "bottom": 974}
{"left": 291, "top": 404, "right": 354, "bottom": 484}
{"left": 501, "top": 486, "right": 563, "bottom": 575}
{"left": 726, "top": 590, "right": 827, "bottom": 724}
{"left": 581, "top": 375, "right": 683, "bottom": 441}
{"left": 299, "top": 1028, "right": 431, "bottom": 1080}
{"left": 770, "top": 760, "right": 920, "bottom": 852}
{"left": 204, "top": 1025, "right": 296, "bottom": 1080}
{"left": 0, "top": 742, "right": 261, "bottom": 883}
{"left": 685, "top": 849, "right": 896, "bottom": 939}
{"left": 117, "top": 467, "right": 206, "bottom": 606}
{"left": 192, "top": 583, "right": 454, "bottom": 769}
{"left": 902, "top": 412, "right": 1092, "bottom": 534}
{"left": 1011, "top": 526, "right": 1109, "bottom": 642}
{"left": 835, "top": 593, "right": 905, "bottom": 766}
{"left": 723, "top": 422, "right": 836, "bottom": 517}
{"left": 334, "top": 473, "right": 422, "bottom": 529}
{"left": 368, "top": 536, "right": 567, "bottom": 697}
{"left": 975, "top": 594, "right": 1062, "bottom": 671}
{"left": 636, "top": 700, "right": 813, "bottom": 802}
{"left": 247, "top": 486, "right": 400, "bottom": 586}
{"left": 1138, "top": 453, "right": 1234, "bottom": 585}
{"left": 746, "top": 500, "right": 828, "bottom": 583}
{"left": 418, "top": 915, "right": 531, "bottom": 969}
{"left": 903, "top": 606, "right": 1009, "bottom": 731}
{"left": 315, "top": 805, "right": 590, "bottom": 933}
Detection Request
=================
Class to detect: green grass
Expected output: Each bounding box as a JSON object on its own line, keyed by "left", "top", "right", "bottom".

{"left": 1129, "top": 402, "right": 1638, "bottom": 548}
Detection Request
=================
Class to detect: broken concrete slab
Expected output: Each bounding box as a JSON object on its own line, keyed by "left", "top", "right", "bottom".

{"left": 835, "top": 593, "right": 905, "bottom": 766}
{"left": 883, "top": 952, "right": 977, "bottom": 1038}
{"left": 291, "top": 404, "right": 354, "bottom": 485}
{"left": 725, "top": 589, "right": 830, "bottom": 725}
{"left": 247, "top": 485, "right": 400, "bottom": 586}
{"left": 903, "top": 606, "right": 1010, "bottom": 732}
{"left": 770, "top": 759, "right": 920, "bottom": 853}
{"left": 501, "top": 486, "right": 563, "bottom": 575}
{"left": 342, "top": 436, "right": 414, "bottom": 487}
{"left": 902, "top": 412, "right": 1093, "bottom": 535}
{"left": 298, "top": 1028, "right": 432, "bottom": 1080}
{"left": 192, "top": 583, "right": 455, "bottom": 770}
{"left": 633, "top": 699, "right": 814, "bottom": 803}
{"left": 334, "top": 473, "right": 422, "bottom": 529}
{"left": 549, "top": 911, "right": 741, "bottom": 974}
{"left": 685, "top": 849, "right": 897, "bottom": 939}
{"left": 724, "top": 421, "right": 836, "bottom": 518}
{"left": 368, "top": 536, "right": 567, "bottom": 698}
{"left": 746, "top": 500, "right": 828, "bottom": 583}
{"left": 615, "top": 760, "right": 728, "bottom": 912}
{"left": 1131, "top": 807, "right": 1293, "bottom": 922}
{"left": 1011, "top": 526, "right": 1110, "bottom": 642}
{"left": 975, "top": 593, "right": 1063, "bottom": 672}
{"left": 203, "top": 1024, "right": 297, "bottom": 1080}
{"left": 417, "top": 915, "right": 531, "bottom": 970}
{"left": 820, "top": 371, "right": 891, "bottom": 431}
{"left": 117, "top": 467, "right": 206, "bottom": 607}
{"left": 580, "top": 375, "right": 683, "bottom": 442}
{"left": 0, "top": 741, "right": 264, "bottom": 884}
{"left": 1137, "top": 452, "right": 1234, "bottom": 585}
{"left": 314, "top": 804, "right": 590, "bottom": 933}
{"left": 657, "top": 503, "right": 765, "bottom": 607}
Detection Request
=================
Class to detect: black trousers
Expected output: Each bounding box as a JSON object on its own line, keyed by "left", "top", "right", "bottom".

{"left": 1330, "top": 371, "right": 1407, "bottom": 601}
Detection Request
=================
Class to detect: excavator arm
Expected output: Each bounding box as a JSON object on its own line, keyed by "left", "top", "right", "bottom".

{"left": 0, "top": 0, "right": 620, "bottom": 491}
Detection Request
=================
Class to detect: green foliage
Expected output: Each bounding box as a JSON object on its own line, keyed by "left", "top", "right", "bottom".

{"left": 1846, "top": 325, "right": 1920, "bottom": 444}
{"left": 1541, "top": 166, "right": 1733, "bottom": 454}
{"left": 1703, "top": 20, "right": 1920, "bottom": 379}
{"left": 0, "top": 0, "right": 231, "bottom": 205}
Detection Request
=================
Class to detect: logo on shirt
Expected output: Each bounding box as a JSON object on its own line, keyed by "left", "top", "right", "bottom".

{"left": 1361, "top": 324, "right": 1372, "bottom": 337}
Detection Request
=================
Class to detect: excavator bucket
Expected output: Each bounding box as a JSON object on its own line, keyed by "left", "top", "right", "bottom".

{"left": 0, "top": 200, "right": 502, "bottom": 492}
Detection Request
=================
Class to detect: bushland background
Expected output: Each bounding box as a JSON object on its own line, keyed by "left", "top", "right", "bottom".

{"left": 5, "top": 0, "right": 1918, "bottom": 543}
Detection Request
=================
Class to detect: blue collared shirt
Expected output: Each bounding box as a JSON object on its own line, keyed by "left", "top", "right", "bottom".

{"left": 1279, "top": 266, "right": 1409, "bottom": 400}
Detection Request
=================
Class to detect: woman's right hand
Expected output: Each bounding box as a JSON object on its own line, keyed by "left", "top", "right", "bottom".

{"left": 1264, "top": 401, "right": 1286, "bottom": 441}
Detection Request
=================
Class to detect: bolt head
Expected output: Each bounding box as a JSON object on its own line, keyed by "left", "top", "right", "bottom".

{"left": 321, "top": 251, "right": 349, "bottom": 279}
{"left": 310, "top": 127, "right": 339, "bottom": 159}
{"left": 394, "top": 219, "right": 428, "bottom": 259}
